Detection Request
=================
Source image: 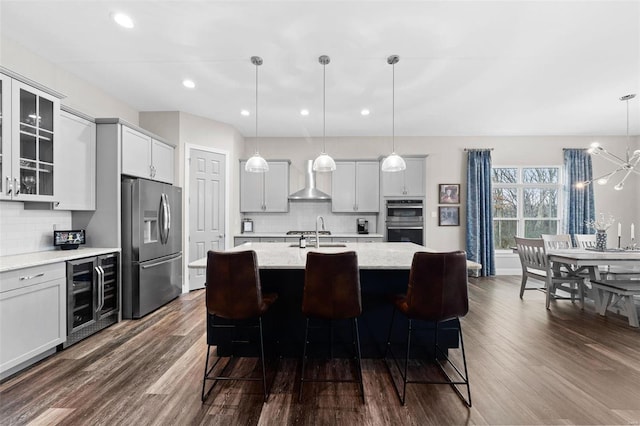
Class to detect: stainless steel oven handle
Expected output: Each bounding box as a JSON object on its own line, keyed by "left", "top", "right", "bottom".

{"left": 141, "top": 253, "right": 182, "bottom": 269}
{"left": 387, "top": 226, "right": 424, "bottom": 230}
{"left": 387, "top": 205, "right": 423, "bottom": 209}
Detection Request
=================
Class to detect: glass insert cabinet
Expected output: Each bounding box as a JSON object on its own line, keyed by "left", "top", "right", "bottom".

{"left": 0, "top": 71, "right": 61, "bottom": 201}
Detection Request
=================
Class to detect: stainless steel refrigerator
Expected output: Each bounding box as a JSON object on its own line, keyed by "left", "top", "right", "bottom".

{"left": 121, "top": 177, "right": 183, "bottom": 319}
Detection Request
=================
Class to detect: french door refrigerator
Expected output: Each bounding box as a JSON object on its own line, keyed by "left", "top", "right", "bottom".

{"left": 121, "top": 177, "right": 183, "bottom": 319}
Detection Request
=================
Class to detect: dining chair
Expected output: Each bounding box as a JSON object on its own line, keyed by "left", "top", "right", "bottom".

{"left": 201, "top": 250, "right": 278, "bottom": 403}
{"left": 574, "top": 234, "right": 597, "bottom": 249}
{"left": 384, "top": 251, "right": 471, "bottom": 407}
{"left": 541, "top": 234, "right": 573, "bottom": 250}
{"left": 300, "top": 251, "right": 365, "bottom": 403}
{"left": 514, "top": 237, "right": 586, "bottom": 309}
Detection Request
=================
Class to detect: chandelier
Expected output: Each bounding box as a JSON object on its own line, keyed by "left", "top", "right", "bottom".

{"left": 581, "top": 94, "right": 639, "bottom": 190}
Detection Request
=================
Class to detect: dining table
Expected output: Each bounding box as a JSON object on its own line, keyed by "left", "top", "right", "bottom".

{"left": 545, "top": 248, "right": 640, "bottom": 322}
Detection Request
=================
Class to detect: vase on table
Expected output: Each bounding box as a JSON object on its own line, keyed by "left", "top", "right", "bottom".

{"left": 595, "top": 230, "right": 607, "bottom": 251}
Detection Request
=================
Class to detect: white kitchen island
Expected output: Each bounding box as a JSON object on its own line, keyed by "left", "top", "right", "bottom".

{"left": 188, "top": 241, "right": 482, "bottom": 272}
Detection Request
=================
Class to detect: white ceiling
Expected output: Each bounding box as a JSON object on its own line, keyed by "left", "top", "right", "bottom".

{"left": 1, "top": 0, "right": 639, "bottom": 138}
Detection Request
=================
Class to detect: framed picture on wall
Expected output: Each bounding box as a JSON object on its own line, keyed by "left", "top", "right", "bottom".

{"left": 439, "top": 206, "right": 460, "bottom": 226}
{"left": 439, "top": 184, "right": 460, "bottom": 204}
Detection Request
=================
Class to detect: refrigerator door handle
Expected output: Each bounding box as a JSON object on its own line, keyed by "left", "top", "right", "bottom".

{"left": 159, "top": 193, "right": 170, "bottom": 244}
{"left": 141, "top": 253, "right": 183, "bottom": 269}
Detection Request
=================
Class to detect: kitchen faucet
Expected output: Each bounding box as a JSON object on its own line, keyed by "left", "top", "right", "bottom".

{"left": 315, "top": 215, "right": 325, "bottom": 248}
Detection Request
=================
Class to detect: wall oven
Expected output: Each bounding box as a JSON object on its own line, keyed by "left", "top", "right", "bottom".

{"left": 386, "top": 199, "right": 424, "bottom": 245}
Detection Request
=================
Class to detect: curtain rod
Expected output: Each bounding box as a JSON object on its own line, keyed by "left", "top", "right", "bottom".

{"left": 562, "top": 148, "right": 588, "bottom": 151}
{"left": 464, "top": 148, "right": 494, "bottom": 151}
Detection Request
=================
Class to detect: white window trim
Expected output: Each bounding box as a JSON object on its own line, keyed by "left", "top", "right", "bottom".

{"left": 492, "top": 165, "right": 564, "bottom": 253}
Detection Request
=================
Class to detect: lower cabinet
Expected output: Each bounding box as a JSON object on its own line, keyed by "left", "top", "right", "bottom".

{"left": 0, "top": 263, "right": 66, "bottom": 378}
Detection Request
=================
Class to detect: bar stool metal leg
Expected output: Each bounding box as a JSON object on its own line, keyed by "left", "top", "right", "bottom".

{"left": 299, "top": 318, "right": 310, "bottom": 402}
{"left": 353, "top": 318, "right": 365, "bottom": 404}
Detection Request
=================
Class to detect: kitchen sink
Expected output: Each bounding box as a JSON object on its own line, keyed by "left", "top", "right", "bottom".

{"left": 288, "top": 243, "right": 347, "bottom": 248}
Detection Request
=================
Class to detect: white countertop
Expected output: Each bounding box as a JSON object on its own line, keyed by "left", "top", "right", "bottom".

{"left": 188, "top": 242, "right": 482, "bottom": 271}
{"left": 0, "top": 247, "right": 121, "bottom": 273}
{"left": 234, "top": 233, "right": 384, "bottom": 238}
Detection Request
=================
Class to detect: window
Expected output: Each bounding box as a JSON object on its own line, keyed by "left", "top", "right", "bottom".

{"left": 492, "top": 166, "right": 562, "bottom": 250}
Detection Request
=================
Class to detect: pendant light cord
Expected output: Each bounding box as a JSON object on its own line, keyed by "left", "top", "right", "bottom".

{"left": 323, "top": 61, "right": 326, "bottom": 153}
{"left": 392, "top": 61, "right": 395, "bottom": 153}
{"left": 626, "top": 96, "right": 630, "bottom": 161}
{"left": 255, "top": 60, "right": 259, "bottom": 153}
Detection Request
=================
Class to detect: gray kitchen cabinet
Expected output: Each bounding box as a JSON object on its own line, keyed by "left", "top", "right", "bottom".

{"left": 332, "top": 161, "right": 380, "bottom": 212}
{"left": 0, "top": 262, "right": 66, "bottom": 379}
{"left": 54, "top": 108, "right": 96, "bottom": 210}
{"left": 240, "top": 160, "right": 290, "bottom": 212}
{"left": 381, "top": 156, "right": 425, "bottom": 197}
{"left": 0, "top": 71, "right": 63, "bottom": 202}
{"left": 121, "top": 125, "right": 175, "bottom": 184}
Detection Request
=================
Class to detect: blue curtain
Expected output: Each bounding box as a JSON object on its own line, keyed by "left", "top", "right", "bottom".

{"left": 466, "top": 150, "right": 495, "bottom": 276}
{"left": 563, "top": 149, "right": 595, "bottom": 236}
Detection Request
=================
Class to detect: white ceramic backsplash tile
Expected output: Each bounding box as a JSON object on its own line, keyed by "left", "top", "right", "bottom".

{"left": 0, "top": 202, "right": 72, "bottom": 256}
{"left": 242, "top": 201, "right": 378, "bottom": 234}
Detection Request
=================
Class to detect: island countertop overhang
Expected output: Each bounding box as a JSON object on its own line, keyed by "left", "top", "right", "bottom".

{"left": 188, "top": 242, "right": 482, "bottom": 271}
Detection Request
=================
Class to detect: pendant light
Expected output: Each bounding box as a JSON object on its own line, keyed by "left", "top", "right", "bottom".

{"left": 381, "top": 55, "right": 406, "bottom": 172}
{"left": 245, "top": 56, "right": 269, "bottom": 173}
{"left": 312, "top": 55, "right": 336, "bottom": 172}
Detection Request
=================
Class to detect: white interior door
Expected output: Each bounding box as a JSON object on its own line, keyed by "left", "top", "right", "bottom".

{"left": 188, "top": 148, "right": 226, "bottom": 290}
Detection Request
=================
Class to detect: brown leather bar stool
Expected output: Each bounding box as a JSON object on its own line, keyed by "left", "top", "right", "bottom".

{"left": 299, "top": 251, "right": 365, "bottom": 403}
{"left": 384, "top": 251, "right": 471, "bottom": 406}
{"left": 201, "top": 250, "right": 278, "bottom": 403}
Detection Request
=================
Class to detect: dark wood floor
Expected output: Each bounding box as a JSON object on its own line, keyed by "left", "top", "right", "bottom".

{"left": 2, "top": 276, "right": 639, "bottom": 425}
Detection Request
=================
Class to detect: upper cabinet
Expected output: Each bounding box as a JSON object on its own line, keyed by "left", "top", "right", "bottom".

{"left": 332, "top": 161, "right": 380, "bottom": 212}
{"left": 54, "top": 108, "right": 96, "bottom": 210}
{"left": 121, "top": 125, "right": 174, "bottom": 184}
{"left": 381, "top": 156, "right": 425, "bottom": 197}
{"left": 240, "top": 160, "right": 290, "bottom": 212}
{"left": 0, "top": 72, "right": 62, "bottom": 202}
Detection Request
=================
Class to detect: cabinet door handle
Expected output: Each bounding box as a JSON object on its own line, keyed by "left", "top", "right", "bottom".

{"left": 19, "top": 273, "right": 45, "bottom": 281}
{"left": 14, "top": 177, "right": 20, "bottom": 195}
{"left": 6, "top": 176, "right": 12, "bottom": 195}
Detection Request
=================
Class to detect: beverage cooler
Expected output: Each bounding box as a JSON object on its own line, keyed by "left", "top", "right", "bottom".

{"left": 63, "top": 253, "right": 120, "bottom": 348}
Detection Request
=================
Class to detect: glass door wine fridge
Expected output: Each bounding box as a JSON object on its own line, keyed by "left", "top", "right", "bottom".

{"left": 63, "top": 252, "right": 120, "bottom": 348}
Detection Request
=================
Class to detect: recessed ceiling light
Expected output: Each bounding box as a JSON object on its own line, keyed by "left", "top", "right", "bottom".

{"left": 112, "top": 12, "right": 134, "bottom": 29}
{"left": 241, "top": 110, "right": 250, "bottom": 116}
{"left": 361, "top": 109, "right": 370, "bottom": 116}
{"left": 182, "top": 79, "right": 195, "bottom": 89}
{"left": 300, "top": 109, "right": 309, "bottom": 116}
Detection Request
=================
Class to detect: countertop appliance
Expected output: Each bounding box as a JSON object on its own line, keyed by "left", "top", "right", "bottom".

{"left": 63, "top": 252, "right": 119, "bottom": 348}
{"left": 121, "top": 177, "right": 183, "bottom": 319}
{"left": 357, "top": 218, "right": 369, "bottom": 234}
{"left": 385, "top": 199, "right": 424, "bottom": 245}
{"left": 54, "top": 230, "right": 86, "bottom": 250}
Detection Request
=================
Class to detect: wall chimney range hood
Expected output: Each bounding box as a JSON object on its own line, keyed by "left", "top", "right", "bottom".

{"left": 289, "top": 160, "right": 331, "bottom": 200}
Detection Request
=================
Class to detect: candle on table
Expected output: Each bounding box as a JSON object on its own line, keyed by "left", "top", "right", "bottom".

{"left": 632, "top": 223, "right": 635, "bottom": 240}
{"left": 618, "top": 222, "right": 621, "bottom": 237}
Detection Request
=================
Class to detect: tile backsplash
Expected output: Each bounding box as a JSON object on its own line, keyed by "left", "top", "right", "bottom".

{"left": 0, "top": 202, "right": 72, "bottom": 256}
{"left": 242, "top": 201, "right": 378, "bottom": 234}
